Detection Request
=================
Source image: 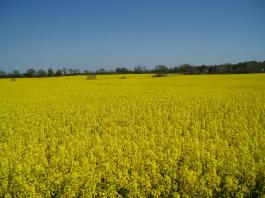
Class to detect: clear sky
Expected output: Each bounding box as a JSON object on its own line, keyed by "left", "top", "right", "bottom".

{"left": 0, "top": 0, "right": 265, "bottom": 72}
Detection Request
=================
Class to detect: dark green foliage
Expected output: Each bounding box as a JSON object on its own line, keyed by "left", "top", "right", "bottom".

{"left": 48, "top": 68, "right": 54, "bottom": 77}
{"left": 134, "top": 65, "right": 147, "bottom": 74}
{"left": 25, "top": 68, "right": 36, "bottom": 77}
{"left": 153, "top": 65, "right": 169, "bottom": 74}
{"left": 11, "top": 70, "right": 21, "bottom": 78}
{"left": 96, "top": 68, "right": 107, "bottom": 74}
{"left": 55, "top": 70, "right": 63, "bottom": 76}
{"left": 174, "top": 61, "right": 265, "bottom": 75}
{"left": 62, "top": 68, "right": 67, "bottom": 75}
{"left": 84, "top": 70, "right": 90, "bottom": 75}
{"left": 0, "top": 60, "right": 265, "bottom": 79}
{"left": 116, "top": 67, "right": 129, "bottom": 74}
{"left": 37, "top": 70, "right": 47, "bottom": 77}
{"left": 87, "top": 74, "right": 97, "bottom": 80}
{"left": 152, "top": 73, "right": 167, "bottom": 77}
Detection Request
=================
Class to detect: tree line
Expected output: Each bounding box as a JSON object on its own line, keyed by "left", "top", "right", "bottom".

{"left": 0, "top": 60, "right": 265, "bottom": 78}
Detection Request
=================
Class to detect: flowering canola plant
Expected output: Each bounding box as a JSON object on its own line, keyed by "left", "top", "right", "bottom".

{"left": 0, "top": 74, "right": 265, "bottom": 197}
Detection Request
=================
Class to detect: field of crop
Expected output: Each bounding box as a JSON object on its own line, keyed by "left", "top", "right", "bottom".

{"left": 0, "top": 74, "right": 265, "bottom": 197}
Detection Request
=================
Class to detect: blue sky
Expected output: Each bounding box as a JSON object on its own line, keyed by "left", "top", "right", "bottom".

{"left": 0, "top": 0, "right": 265, "bottom": 72}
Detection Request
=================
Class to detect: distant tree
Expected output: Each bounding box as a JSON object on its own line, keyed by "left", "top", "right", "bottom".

{"left": 134, "top": 66, "right": 147, "bottom": 74}
{"left": 0, "top": 60, "right": 264, "bottom": 79}
{"left": 260, "top": 61, "right": 265, "bottom": 72}
{"left": 171, "top": 66, "right": 180, "bottom": 73}
{"left": 25, "top": 69, "right": 36, "bottom": 77}
{"left": 48, "top": 68, "right": 54, "bottom": 77}
{"left": 84, "top": 70, "right": 90, "bottom": 75}
{"left": 108, "top": 69, "right": 115, "bottom": 74}
{"left": 115, "top": 67, "right": 129, "bottom": 74}
{"left": 0, "top": 70, "right": 7, "bottom": 78}
{"left": 179, "top": 64, "right": 194, "bottom": 74}
{"left": 96, "top": 68, "right": 107, "bottom": 74}
{"left": 73, "top": 69, "right": 80, "bottom": 75}
{"left": 66, "top": 68, "right": 80, "bottom": 75}
{"left": 222, "top": 64, "right": 233, "bottom": 74}
{"left": 208, "top": 65, "right": 217, "bottom": 74}
{"left": 154, "top": 65, "right": 169, "bottom": 74}
{"left": 37, "top": 70, "right": 47, "bottom": 77}
{"left": 197, "top": 65, "right": 209, "bottom": 74}
{"left": 63, "top": 68, "right": 68, "bottom": 75}
{"left": 68, "top": 69, "right": 74, "bottom": 75}
{"left": 11, "top": 70, "right": 21, "bottom": 78}
{"left": 55, "top": 69, "right": 63, "bottom": 76}
{"left": 245, "top": 61, "right": 259, "bottom": 73}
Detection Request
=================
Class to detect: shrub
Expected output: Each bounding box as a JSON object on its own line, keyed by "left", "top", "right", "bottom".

{"left": 152, "top": 73, "right": 167, "bottom": 77}
{"left": 87, "top": 74, "right": 97, "bottom": 80}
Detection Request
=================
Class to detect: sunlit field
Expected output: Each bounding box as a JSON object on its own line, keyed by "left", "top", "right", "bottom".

{"left": 0, "top": 74, "right": 265, "bottom": 197}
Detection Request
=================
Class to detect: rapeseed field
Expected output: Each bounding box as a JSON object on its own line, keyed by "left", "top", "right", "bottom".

{"left": 0, "top": 74, "right": 265, "bottom": 197}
